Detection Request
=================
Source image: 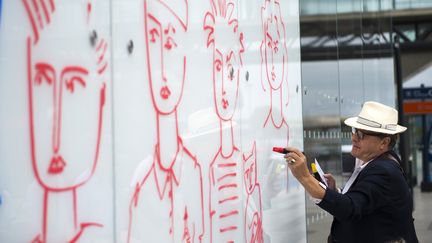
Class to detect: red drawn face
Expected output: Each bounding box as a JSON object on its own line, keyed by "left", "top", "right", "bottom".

{"left": 210, "top": 11, "right": 241, "bottom": 121}
{"left": 213, "top": 47, "right": 240, "bottom": 121}
{"left": 27, "top": 15, "right": 106, "bottom": 190}
{"left": 263, "top": 13, "right": 286, "bottom": 90}
{"left": 145, "top": 1, "right": 186, "bottom": 114}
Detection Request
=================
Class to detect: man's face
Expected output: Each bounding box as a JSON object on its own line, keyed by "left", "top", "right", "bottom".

{"left": 28, "top": 5, "right": 105, "bottom": 190}
{"left": 350, "top": 129, "right": 386, "bottom": 162}
{"left": 264, "top": 15, "right": 286, "bottom": 90}
{"left": 145, "top": 1, "right": 186, "bottom": 114}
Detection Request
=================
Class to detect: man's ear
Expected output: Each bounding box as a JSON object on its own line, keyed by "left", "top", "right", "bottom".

{"left": 381, "top": 137, "right": 391, "bottom": 148}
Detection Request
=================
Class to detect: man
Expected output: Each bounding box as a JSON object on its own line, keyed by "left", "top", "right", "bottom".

{"left": 285, "top": 101, "right": 419, "bottom": 243}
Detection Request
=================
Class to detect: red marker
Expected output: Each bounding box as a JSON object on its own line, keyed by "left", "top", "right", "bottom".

{"left": 273, "top": 147, "right": 304, "bottom": 154}
{"left": 272, "top": 147, "right": 289, "bottom": 154}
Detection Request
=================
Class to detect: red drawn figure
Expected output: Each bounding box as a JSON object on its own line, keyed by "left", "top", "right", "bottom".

{"left": 203, "top": 1, "right": 244, "bottom": 242}
{"left": 243, "top": 143, "right": 263, "bottom": 243}
{"left": 127, "top": 1, "right": 204, "bottom": 242}
{"left": 23, "top": 0, "right": 107, "bottom": 242}
{"left": 260, "top": 0, "right": 290, "bottom": 145}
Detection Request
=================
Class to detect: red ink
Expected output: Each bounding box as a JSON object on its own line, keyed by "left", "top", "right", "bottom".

{"left": 204, "top": 1, "right": 244, "bottom": 242}
{"left": 219, "top": 210, "right": 239, "bottom": 219}
{"left": 217, "top": 172, "right": 236, "bottom": 182}
{"left": 218, "top": 183, "right": 237, "bottom": 191}
{"left": 217, "top": 162, "right": 236, "bottom": 168}
{"left": 220, "top": 226, "right": 238, "bottom": 233}
{"left": 243, "top": 142, "right": 263, "bottom": 243}
{"left": 87, "top": 2, "right": 91, "bottom": 23}
{"left": 24, "top": 1, "right": 106, "bottom": 241}
{"left": 218, "top": 195, "right": 238, "bottom": 204}
{"left": 127, "top": 1, "right": 204, "bottom": 243}
{"left": 261, "top": 0, "right": 290, "bottom": 146}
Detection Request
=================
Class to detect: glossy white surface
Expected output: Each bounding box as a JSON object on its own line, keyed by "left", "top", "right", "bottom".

{"left": 0, "top": 0, "right": 304, "bottom": 242}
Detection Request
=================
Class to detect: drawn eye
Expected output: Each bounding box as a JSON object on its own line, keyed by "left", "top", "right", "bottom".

{"left": 34, "top": 63, "right": 55, "bottom": 85}
{"left": 65, "top": 76, "right": 86, "bottom": 93}
{"left": 214, "top": 59, "right": 222, "bottom": 73}
{"left": 149, "top": 28, "right": 159, "bottom": 43}
{"left": 274, "top": 41, "right": 279, "bottom": 53}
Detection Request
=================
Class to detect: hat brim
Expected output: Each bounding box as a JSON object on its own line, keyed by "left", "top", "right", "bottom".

{"left": 344, "top": 117, "right": 407, "bottom": 135}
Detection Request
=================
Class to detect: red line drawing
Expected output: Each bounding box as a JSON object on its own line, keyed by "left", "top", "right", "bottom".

{"left": 24, "top": 1, "right": 106, "bottom": 242}
{"left": 260, "top": 0, "right": 290, "bottom": 145}
{"left": 243, "top": 142, "right": 263, "bottom": 243}
{"left": 203, "top": 1, "right": 244, "bottom": 242}
{"left": 127, "top": 1, "right": 204, "bottom": 242}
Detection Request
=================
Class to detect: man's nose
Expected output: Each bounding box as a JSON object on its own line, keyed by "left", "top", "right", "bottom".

{"left": 351, "top": 133, "right": 358, "bottom": 142}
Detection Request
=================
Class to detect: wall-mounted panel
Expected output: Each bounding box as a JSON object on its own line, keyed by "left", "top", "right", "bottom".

{"left": 111, "top": 0, "right": 305, "bottom": 242}
{"left": 0, "top": 0, "right": 305, "bottom": 243}
{"left": 238, "top": 0, "right": 305, "bottom": 242}
{"left": 0, "top": 1, "right": 114, "bottom": 242}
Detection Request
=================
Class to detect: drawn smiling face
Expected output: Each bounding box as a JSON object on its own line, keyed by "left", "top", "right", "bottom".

{"left": 145, "top": 1, "right": 186, "bottom": 115}
{"left": 27, "top": 3, "right": 106, "bottom": 190}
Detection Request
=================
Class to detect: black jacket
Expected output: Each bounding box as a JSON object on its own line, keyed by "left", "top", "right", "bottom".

{"left": 318, "top": 151, "right": 419, "bottom": 243}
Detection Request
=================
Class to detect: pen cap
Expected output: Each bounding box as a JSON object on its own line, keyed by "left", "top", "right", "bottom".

{"left": 311, "top": 163, "right": 318, "bottom": 173}
{"left": 272, "top": 147, "right": 285, "bottom": 153}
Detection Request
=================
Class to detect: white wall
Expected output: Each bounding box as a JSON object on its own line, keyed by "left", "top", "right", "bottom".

{"left": 0, "top": 0, "right": 304, "bottom": 242}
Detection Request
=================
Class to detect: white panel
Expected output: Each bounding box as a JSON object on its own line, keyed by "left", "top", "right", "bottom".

{"left": 112, "top": 1, "right": 213, "bottom": 242}
{"left": 0, "top": 1, "right": 114, "bottom": 242}
{"left": 1, "top": 0, "right": 305, "bottom": 242}
{"left": 238, "top": 0, "right": 305, "bottom": 242}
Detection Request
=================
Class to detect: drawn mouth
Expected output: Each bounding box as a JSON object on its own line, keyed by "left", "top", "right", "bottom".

{"left": 160, "top": 86, "right": 171, "bottom": 99}
{"left": 48, "top": 155, "right": 66, "bottom": 174}
{"left": 222, "top": 98, "right": 229, "bottom": 109}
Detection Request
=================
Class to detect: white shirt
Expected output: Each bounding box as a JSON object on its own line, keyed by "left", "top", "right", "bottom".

{"left": 311, "top": 158, "right": 371, "bottom": 204}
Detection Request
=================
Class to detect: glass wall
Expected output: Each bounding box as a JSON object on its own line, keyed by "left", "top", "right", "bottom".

{"left": 394, "top": 0, "right": 432, "bottom": 9}
{"left": 299, "top": 0, "right": 397, "bottom": 242}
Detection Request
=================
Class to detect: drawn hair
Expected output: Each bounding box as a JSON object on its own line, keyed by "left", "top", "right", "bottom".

{"left": 22, "top": 0, "right": 55, "bottom": 44}
{"left": 203, "top": 0, "right": 244, "bottom": 64}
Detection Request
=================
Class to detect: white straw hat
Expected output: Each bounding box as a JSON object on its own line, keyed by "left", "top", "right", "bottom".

{"left": 344, "top": 101, "right": 407, "bottom": 135}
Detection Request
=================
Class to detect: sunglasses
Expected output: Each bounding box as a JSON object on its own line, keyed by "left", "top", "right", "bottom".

{"left": 351, "top": 127, "right": 386, "bottom": 140}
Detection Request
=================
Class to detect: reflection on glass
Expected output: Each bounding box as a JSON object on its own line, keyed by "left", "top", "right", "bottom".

{"left": 300, "top": 0, "right": 396, "bottom": 241}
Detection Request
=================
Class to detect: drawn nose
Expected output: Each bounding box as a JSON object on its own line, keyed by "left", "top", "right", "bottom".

{"left": 53, "top": 78, "right": 62, "bottom": 154}
{"left": 161, "top": 58, "right": 168, "bottom": 83}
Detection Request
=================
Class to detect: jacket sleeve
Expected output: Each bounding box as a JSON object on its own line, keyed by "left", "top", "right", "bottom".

{"left": 317, "top": 163, "right": 392, "bottom": 222}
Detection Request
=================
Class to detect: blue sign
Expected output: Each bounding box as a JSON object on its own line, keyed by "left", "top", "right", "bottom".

{"left": 403, "top": 87, "right": 432, "bottom": 100}
{"left": 0, "top": 0, "right": 2, "bottom": 25}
